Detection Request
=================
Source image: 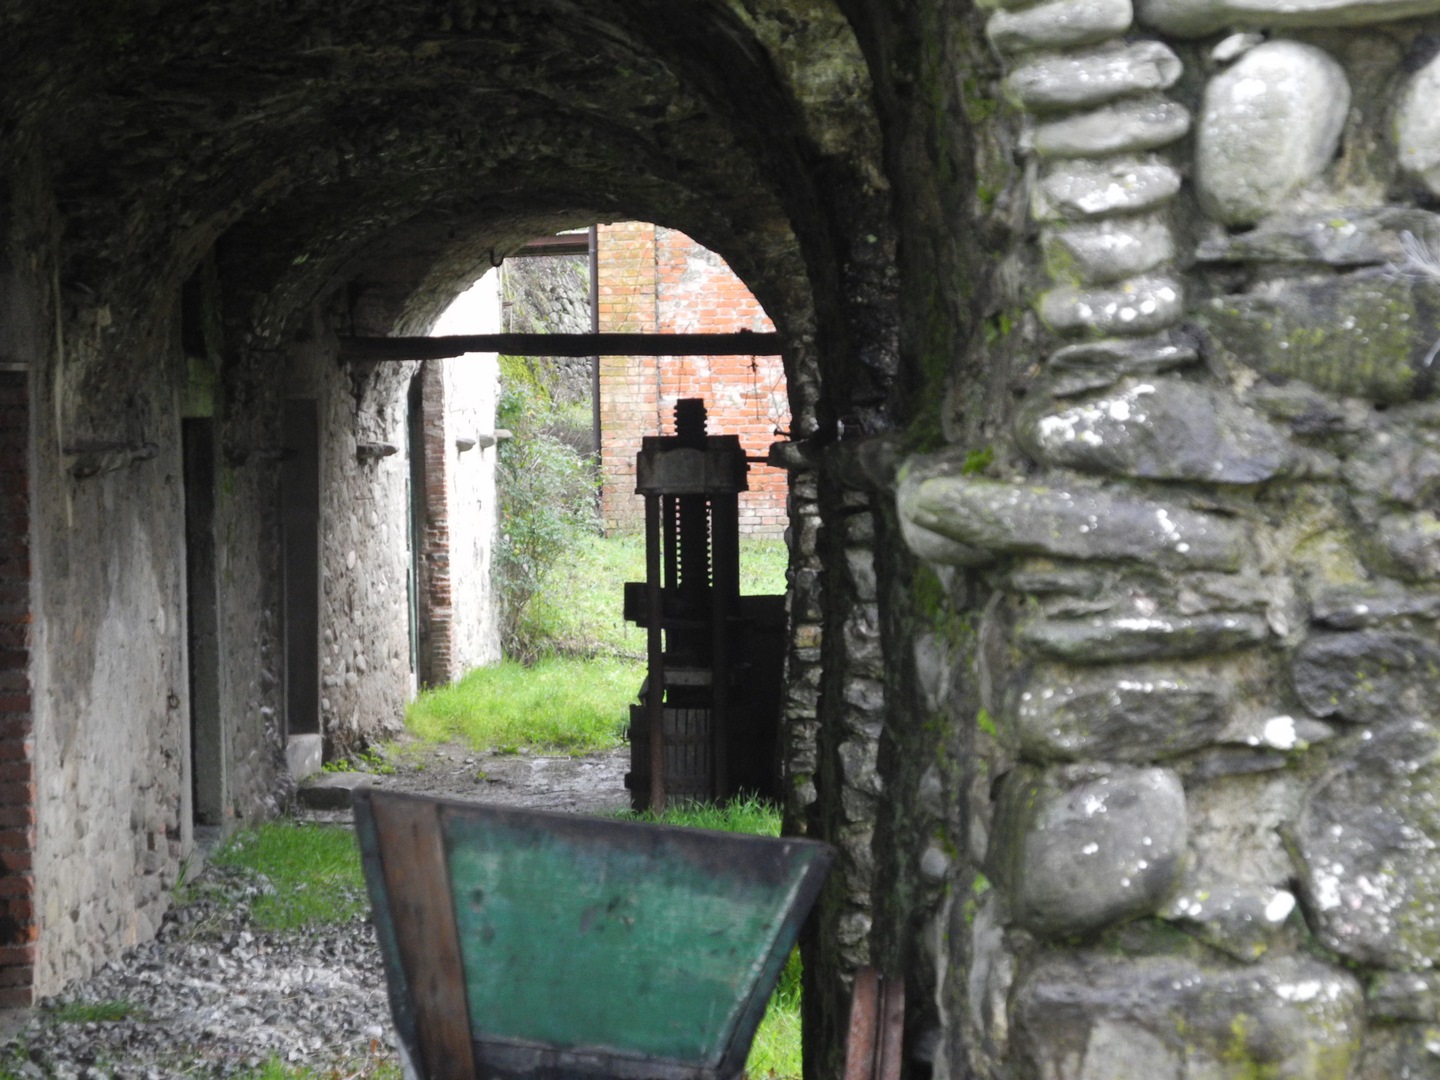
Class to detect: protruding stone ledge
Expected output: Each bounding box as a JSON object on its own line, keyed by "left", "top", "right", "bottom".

{"left": 1195, "top": 208, "right": 1440, "bottom": 266}
{"left": 1034, "top": 156, "right": 1182, "bottom": 221}
{"left": 1138, "top": 0, "right": 1440, "bottom": 35}
{"left": 1031, "top": 98, "right": 1191, "bottom": 158}
{"left": 1040, "top": 213, "right": 1174, "bottom": 286}
{"left": 1019, "top": 611, "right": 1269, "bottom": 661}
{"left": 1198, "top": 270, "right": 1440, "bottom": 404}
{"left": 896, "top": 473, "right": 1248, "bottom": 570}
{"left": 1309, "top": 583, "right": 1440, "bottom": 628}
{"left": 1008, "top": 664, "right": 1231, "bottom": 760}
{"left": 987, "top": 0, "right": 1133, "bottom": 54}
{"left": 1004, "top": 41, "right": 1182, "bottom": 112}
{"left": 1037, "top": 275, "right": 1183, "bottom": 336}
{"left": 1012, "top": 954, "right": 1364, "bottom": 1078}
{"left": 1045, "top": 332, "right": 1198, "bottom": 396}
{"left": 1015, "top": 377, "right": 1294, "bottom": 483}
{"left": 1162, "top": 883, "right": 1299, "bottom": 962}
{"left": 989, "top": 764, "right": 1187, "bottom": 935}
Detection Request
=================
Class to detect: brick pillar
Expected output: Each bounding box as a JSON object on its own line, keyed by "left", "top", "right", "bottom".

{"left": 596, "top": 222, "right": 658, "bottom": 533}
{"left": 0, "top": 371, "right": 33, "bottom": 1006}
{"left": 418, "top": 361, "right": 454, "bottom": 685}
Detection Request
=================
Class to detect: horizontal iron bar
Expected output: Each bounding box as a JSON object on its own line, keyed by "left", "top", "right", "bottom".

{"left": 339, "top": 333, "right": 781, "bottom": 361}
{"left": 513, "top": 234, "right": 592, "bottom": 257}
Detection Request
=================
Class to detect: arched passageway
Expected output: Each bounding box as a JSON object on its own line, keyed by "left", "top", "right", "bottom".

{"left": 0, "top": 7, "right": 917, "bottom": 1075}
{"left": 11, "top": 1, "right": 1439, "bottom": 1077}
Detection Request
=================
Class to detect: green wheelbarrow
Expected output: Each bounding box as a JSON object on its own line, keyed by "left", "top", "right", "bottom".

{"left": 354, "top": 789, "right": 834, "bottom": 1080}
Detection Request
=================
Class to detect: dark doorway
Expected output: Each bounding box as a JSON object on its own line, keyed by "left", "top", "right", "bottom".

{"left": 281, "top": 399, "right": 320, "bottom": 737}
{"left": 182, "top": 417, "right": 223, "bottom": 828}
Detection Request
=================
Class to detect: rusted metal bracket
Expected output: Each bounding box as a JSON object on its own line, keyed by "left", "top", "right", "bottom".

{"left": 844, "top": 967, "right": 904, "bottom": 1080}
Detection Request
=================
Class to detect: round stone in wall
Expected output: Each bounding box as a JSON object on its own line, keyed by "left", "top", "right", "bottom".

{"left": 988, "top": 763, "right": 1187, "bottom": 936}
{"left": 1396, "top": 50, "right": 1440, "bottom": 198}
{"left": 1194, "top": 41, "right": 1350, "bottom": 226}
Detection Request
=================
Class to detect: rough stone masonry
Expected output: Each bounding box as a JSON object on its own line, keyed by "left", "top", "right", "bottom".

{"left": 1, "top": 1, "right": 1440, "bottom": 1078}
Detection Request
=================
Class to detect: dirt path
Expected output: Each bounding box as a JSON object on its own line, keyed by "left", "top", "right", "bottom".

{"left": 375, "top": 733, "right": 631, "bottom": 812}
{"left": 299, "top": 734, "right": 633, "bottom": 818}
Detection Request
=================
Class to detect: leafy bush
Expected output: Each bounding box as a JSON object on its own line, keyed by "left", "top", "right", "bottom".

{"left": 495, "top": 359, "right": 599, "bottom": 661}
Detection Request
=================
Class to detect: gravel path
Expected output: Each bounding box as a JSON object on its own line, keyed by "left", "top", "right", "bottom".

{"left": 3, "top": 739, "right": 631, "bottom": 1078}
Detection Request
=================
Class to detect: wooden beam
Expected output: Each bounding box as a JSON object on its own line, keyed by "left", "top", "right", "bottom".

{"left": 338, "top": 332, "right": 781, "bottom": 361}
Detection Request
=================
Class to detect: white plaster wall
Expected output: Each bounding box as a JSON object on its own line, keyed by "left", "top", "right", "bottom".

{"left": 316, "top": 358, "right": 415, "bottom": 747}
{"left": 431, "top": 272, "right": 501, "bottom": 673}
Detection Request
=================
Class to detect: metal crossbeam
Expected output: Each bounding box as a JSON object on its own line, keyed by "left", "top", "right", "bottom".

{"left": 338, "top": 333, "right": 780, "bottom": 361}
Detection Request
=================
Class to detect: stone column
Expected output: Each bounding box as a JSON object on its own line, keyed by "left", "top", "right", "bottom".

{"left": 901, "top": 0, "right": 1440, "bottom": 1074}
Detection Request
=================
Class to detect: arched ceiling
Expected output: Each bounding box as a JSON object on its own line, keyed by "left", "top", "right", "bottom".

{"left": 1, "top": 0, "right": 893, "bottom": 420}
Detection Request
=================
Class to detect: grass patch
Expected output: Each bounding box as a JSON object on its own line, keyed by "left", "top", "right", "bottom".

{"left": 211, "top": 822, "right": 367, "bottom": 931}
{"left": 47, "top": 998, "right": 144, "bottom": 1024}
{"left": 234, "top": 1054, "right": 401, "bottom": 1080}
{"left": 619, "top": 797, "right": 800, "bottom": 1080}
{"left": 406, "top": 534, "right": 789, "bottom": 754}
{"left": 406, "top": 655, "right": 638, "bottom": 754}
{"left": 618, "top": 793, "right": 783, "bottom": 836}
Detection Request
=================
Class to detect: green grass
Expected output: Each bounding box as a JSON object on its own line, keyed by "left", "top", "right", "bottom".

{"left": 618, "top": 793, "right": 783, "bottom": 836}
{"left": 47, "top": 998, "right": 144, "bottom": 1023}
{"left": 234, "top": 1055, "right": 401, "bottom": 1079}
{"left": 406, "top": 655, "right": 638, "bottom": 754}
{"left": 406, "top": 534, "right": 789, "bottom": 755}
{"left": 211, "top": 822, "right": 368, "bottom": 931}
{"left": 620, "top": 797, "right": 801, "bottom": 1080}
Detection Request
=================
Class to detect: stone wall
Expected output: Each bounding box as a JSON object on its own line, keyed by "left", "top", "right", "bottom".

{"left": 24, "top": 276, "right": 191, "bottom": 996}
{"left": 896, "top": 3, "right": 1440, "bottom": 1075}
{"left": 501, "top": 253, "right": 593, "bottom": 408}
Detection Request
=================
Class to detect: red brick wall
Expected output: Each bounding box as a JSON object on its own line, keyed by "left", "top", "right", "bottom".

{"left": 597, "top": 223, "right": 788, "bottom": 535}
{"left": 417, "top": 361, "right": 454, "bottom": 686}
{"left": 597, "top": 222, "right": 659, "bottom": 533}
{"left": 0, "top": 372, "right": 33, "bottom": 1006}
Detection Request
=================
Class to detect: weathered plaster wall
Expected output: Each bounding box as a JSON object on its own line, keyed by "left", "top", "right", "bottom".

{"left": 432, "top": 275, "right": 502, "bottom": 677}
{"left": 315, "top": 355, "right": 414, "bottom": 753}
{"left": 28, "top": 299, "right": 190, "bottom": 997}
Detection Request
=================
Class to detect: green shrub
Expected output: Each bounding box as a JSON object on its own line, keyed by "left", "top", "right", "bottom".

{"left": 495, "top": 361, "right": 599, "bottom": 662}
